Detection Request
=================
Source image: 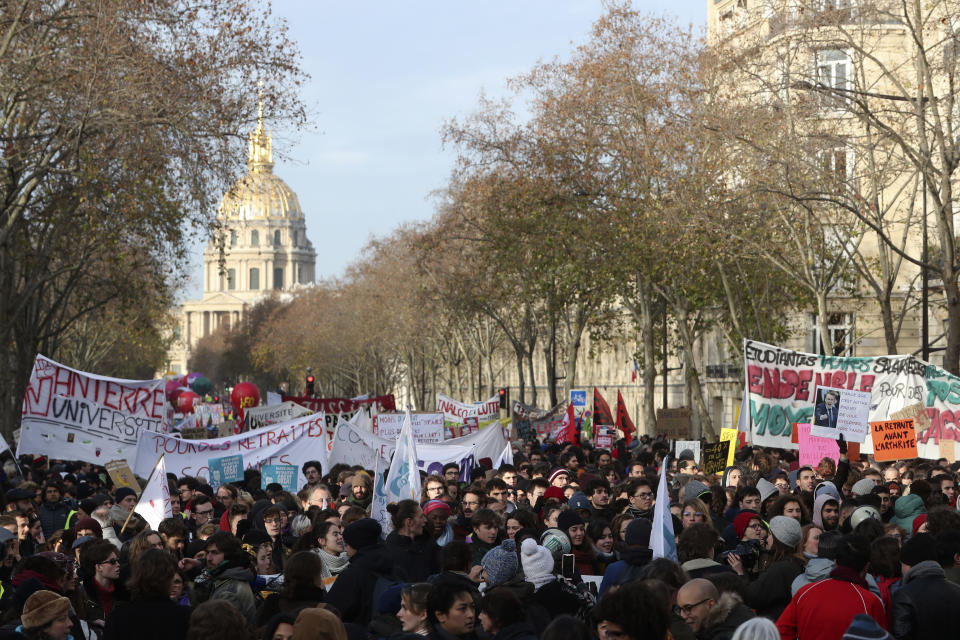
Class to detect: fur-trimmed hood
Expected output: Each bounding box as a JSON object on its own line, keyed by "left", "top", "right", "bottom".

{"left": 700, "top": 591, "right": 755, "bottom": 640}
{"left": 704, "top": 592, "right": 743, "bottom": 629}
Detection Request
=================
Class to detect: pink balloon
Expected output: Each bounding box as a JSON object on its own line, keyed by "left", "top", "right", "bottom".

{"left": 165, "top": 379, "right": 183, "bottom": 403}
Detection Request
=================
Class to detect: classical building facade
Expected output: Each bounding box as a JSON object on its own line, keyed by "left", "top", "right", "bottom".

{"left": 165, "top": 107, "right": 317, "bottom": 374}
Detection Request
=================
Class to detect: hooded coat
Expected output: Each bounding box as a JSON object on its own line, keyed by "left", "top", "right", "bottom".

{"left": 790, "top": 557, "right": 834, "bottom": 595}
{"left": 325, "top": 543, "right": 395, "bottom": 626}
{"left": 891, "top": 560, "right": 960, "bottom": 640}
{"left": 811, "top": 494, "right": 839, "bottom": 531}
{"left": 890, "top": 494, "right": 925, "bottom": 532}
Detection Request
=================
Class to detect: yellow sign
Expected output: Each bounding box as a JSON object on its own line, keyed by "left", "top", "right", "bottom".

{"left": 105, "top": 460, "right": 141, "bottom": 494}
{"left": 720, "top": 428, "right": 738, "bottom": 468}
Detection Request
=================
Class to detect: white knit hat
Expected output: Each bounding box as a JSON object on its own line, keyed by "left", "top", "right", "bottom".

{"left": 520, "top": 537, "right": 554, "bottom": 581}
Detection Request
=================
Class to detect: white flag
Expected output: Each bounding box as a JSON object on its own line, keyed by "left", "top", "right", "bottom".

{"left": 651, "top": 455, "right": 678, "bottom": 561}
{"left": 134, "top": 455, "right": 173, "bottom": 530}
{"left": 494, "top": 443, "right": 513, "bottom": 467}
{"left": 384, "top": 410, "right": 422, "bottom": 503}
{"left": 0, "top": 433, "right": 10, "bottom": 456}
{"left": 371, "top": 454, "right": 392, "bottom": 535}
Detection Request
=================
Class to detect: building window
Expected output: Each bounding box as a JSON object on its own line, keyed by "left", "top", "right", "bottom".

{"left": 230, "top": 230, "right": 237, "bottom": 247}
{"left": 251, "top": 230, "right": 259, "bottom": 246}
{"left": 809, "top": 312, "right": 855, "bottom": 356}
{"left": 249, "top": 268, "right": 260, "bottom": 290}
{"left": 293, "top": 230, "right": 298, "bottom": 246}
{"left": 274, "top": 230, "right": 281, "bottom": 245}
{"left": 815, "top": 49, "right": 851, "bottom": 92}
{"left": 273, "top": 268, "right": 283, "bottom": 290}
{"left": 227, "top": 268, "right": 236, "bottom": 291}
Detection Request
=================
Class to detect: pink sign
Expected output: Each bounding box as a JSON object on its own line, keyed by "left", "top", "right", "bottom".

{"left": 797, "top": 423, "right": 840, "bottom": 468}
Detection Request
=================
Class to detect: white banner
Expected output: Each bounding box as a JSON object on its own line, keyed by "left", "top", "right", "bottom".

{"left": 374, "top": 412, "right": 444, "bottom": 443}
{"left": 385, "top": 412, "right": 422, "bottom": 502}
{"left": 328, "top": 418, "right": 508, "bottom": 482}
{"left": 133, "top": 412, "right": 327, "bottom": 484}
{"left": 134, "top": 455, "right": 173, "bottom": 530}
{"left": 19, "top": 355, "right": 170, "bottom": 464}
{"left": 436, "top": 393, "right": 500, "bottom": 427}
{"left": 244, "top": 401, "right": 313, "bottom": 430}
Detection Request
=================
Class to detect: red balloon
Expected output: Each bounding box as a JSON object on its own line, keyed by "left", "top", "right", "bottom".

{"left": 230, "top": 382, "right": 261, "bottom": 418}
{"left": 176, "top": 390, "right": 200, "bottom": 414}
{"left": 165, "top": 379, "right": 183, "bottom": 403}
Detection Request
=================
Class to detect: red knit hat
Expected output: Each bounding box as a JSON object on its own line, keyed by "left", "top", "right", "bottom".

{"left": 912, "top": 514, "right": 928, "bottom": 534}
{"left": 734, "top": 510, "right": 761, "bottom": 539}
{"left": 543, "top": 486, "right": 567, "bottom": 502}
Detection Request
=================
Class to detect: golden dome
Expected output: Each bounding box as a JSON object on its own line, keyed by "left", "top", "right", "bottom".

{"left": 217, "top": 97, "right": 303, "bottom": 221}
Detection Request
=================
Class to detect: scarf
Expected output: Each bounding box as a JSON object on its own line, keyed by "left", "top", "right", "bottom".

{"left": 525, "top": 570, "right": 556, "bottom": 591}
{"left": 315, "top": 548, "right": 349, "bottom": 578}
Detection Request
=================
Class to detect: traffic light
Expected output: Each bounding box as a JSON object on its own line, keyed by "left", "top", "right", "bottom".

{"left": 305, "top": 374, "right": 316, "bottom": 397}
{"left": 498, "top": 387, "right": 509, "bottom": 409}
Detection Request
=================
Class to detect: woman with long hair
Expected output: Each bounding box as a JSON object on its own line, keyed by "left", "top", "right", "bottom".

{"left": 680, "top": 498, "right": 711, "bottom": 530}
{"left": 396, "top": 583, "right": 432, "bottom": 636}
{"left": 587, "top": 519, "right": 616, "bottom": 573}
{"left": 739, "top": 516, "right": 806, "bottom": 621}
{"left": 767, "top": 494, "right": 810, "bottom": 525}
{"left": 103, "top": 549, "right": 192, "bottom": 640}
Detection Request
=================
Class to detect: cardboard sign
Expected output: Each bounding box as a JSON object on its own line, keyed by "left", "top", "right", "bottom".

{"left": 870, "top": 419, "right": 918, "bottom": 462}
{"left": 797, "top": 423, "right": 841, "bottom": 468}
{"left": 208, "top": 454, "right": 245, "bottom": 486}
{"left": 657, "top": 408, "right": 691, "bottom": 439}
{"left": 261, "top": 464, "right": 298, "bottom": 492}
{"left": 675, "top": 440, "right": 701, "bottom": 464}
{"left": 105, "top": 460, "right": 141, "bottom": 494}
{"left": 940, "top": 436, "right": 957, "bottom": 464}
{"left": 720, "top": 428, "right": 739, "bottom": 467}
{"left": 701, "top": 441, "right": 729, "bottom": 475}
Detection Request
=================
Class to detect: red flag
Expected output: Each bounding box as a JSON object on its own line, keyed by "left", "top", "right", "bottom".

{"left": 616, "top": 390, "right": 636, "bottom": 447}
{"left": 593, "top": 387, "right": 614, "bottom": 425}
{"left": 556, "top": 402, "right": 577, "bottom": 445}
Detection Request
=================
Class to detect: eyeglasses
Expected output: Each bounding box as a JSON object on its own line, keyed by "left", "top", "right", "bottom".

{"left": 99, "top": 558, "right": 119, "bottom": 565}
{"left": 634, "top": 492, "right": 653, "bottom": 499}
{"left": 748, "top": 522, "right": 766, "bottom": 530}
{"left": 263, "top": 517, "right": 282, "bottom": 525}
{"left": 195, "top": 509, "right": 214, "bottom": 516}
{"left": 674, "top": 598, "right": 712, "bottom": 616}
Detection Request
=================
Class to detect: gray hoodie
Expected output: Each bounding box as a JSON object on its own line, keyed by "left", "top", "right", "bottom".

{"left": 812, "top": 493, "right": 839, "bottom": 531}
{"left": 791, "top": 557, "right": 834, "bottom": 595}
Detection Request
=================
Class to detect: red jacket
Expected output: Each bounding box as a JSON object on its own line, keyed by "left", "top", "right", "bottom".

{"left": 776, "top": 576, "right": 887, "bottom": 640}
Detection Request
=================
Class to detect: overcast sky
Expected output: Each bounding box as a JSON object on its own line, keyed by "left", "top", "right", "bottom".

{"left": 184, "top": 1, "right": 707, "bottom": 296}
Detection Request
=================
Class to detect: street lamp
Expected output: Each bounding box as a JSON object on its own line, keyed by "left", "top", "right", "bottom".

{"left": 791, "top": 80, "right": 931, "bottom": 359}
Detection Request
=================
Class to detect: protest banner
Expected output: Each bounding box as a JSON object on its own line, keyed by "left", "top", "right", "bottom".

{"left": 870, "top": 419, "right": 918, "bottom": 462}
{"left": 384, "top": 412, "right": 421, "bottom": 503}
{"left": 720, "top": 428, "right": 738, "bottom": 467}
{"left": 674, "top": 440, "right": 701, "bottom": 463}
{"left": 809, "top": 386, "right": 871, "bottom": 441}
{"left": 243, "top": 401, "right": 313, "bottom": 430}
{"left": 371, "top": 455, "right": 391, "bottom": 535}
{"left": 133, "top": 412, "right": 326, "bottom": 485}
{"left": 436, "top": 393, "right": 501, "bottom": 432}
{"left": 266, "top": 391, "right": 282, "bottom": 406}
{"left": 105, "top": 460, "right": 141, "bottom": 494}
{"left": 19, "top": 355, "right": 170, "bottom": 465}
{"left": 701, "top": 441, "right": 729, "bottom": 475}
{"left": 742, "top": 339, "right": 960, "bottom": 458}
{"left": 373, "top": 412, "right": 444, "bottom": 443}
{"left": 796, "top": 423, "right": 840, "bottom": 468}
{"left": 208, "top": 454, "right": 245, "bottom": 486}
{"left": 595, "top": 426, "right": 615, "bottom": 450}
{"left": 133, "top": 455, "right": 172, "bottom": 531}
{"left": 283, "top": 394, "right": 395, "bottom": 442}
{"left": 261, "top": 464, "right": 298, "bottom": 492}
{"left": 328, "top": 416, "right": 508, "bottom": 483}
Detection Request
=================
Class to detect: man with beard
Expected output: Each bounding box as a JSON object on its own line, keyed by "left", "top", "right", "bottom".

{"left": 812, "top": 495, "right": 841, "bottom": 532}
{"left": 452, "top": 489, "right": 486, "bottom": 541}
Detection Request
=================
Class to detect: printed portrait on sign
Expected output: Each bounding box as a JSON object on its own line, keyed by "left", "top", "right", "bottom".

{"left": 813, "top": 389, "right": 841, "bottom": 430}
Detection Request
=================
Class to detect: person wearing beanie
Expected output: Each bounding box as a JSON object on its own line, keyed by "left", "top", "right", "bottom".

{"left": 424, "top": 500, "right": 454, "bottom": 547}
{"left": 597, "top": 518, "right": 653, "bottom": 596}
{"left": 777, "top": 534, "right": 886, "bottom": 640}
{"left": 325, "top": 518, "right": 394, "bottom": 626}
{"left": 73, "top": 516, "right": 103, "bottom": 540}
{"left": 842, "top": 614, "right": 892, "bottom": 640}
{"left": 17, "top": 590, "right": 72, "bottom": 640}
{"left": 481, "top": 539, "right": 518, "bottom": 588}
{"left": 890, "top": 493, "right": 925, "bottom": 532}
{"left": 292, "top": 606, "right": 348, "bottom": 640}
{"left": 851, "top": 478, "right": 876, "bottom": 498}
{"left": 740, "top": 516, "right": 805, "bottom": 621}
{"left": 556, "top": 509, "right": 594, "bottom": 576}
{"left": 911, "top": 514, "right": 927, "bottom": 534}
{"left": 890, "top": 532, "right": 960, "bottom": 639}
{"left": 519, "top": 538, "right": 582, "bottom": 621}
{"left": 547, "top": 468, "right": 569, "bottom": 487}
{"left": 756, "top": 478, "right": 779, "bottom": 516}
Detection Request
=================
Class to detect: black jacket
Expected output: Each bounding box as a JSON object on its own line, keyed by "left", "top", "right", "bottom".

{"left": 257, "top": 584, "right": 326, "bottom": 627}
{"left": 891, "top": 560, "right": 960, "bottom": 640}
{"left": 383, "top": 531, "right": 440, "bottom": 582}
{"left": 742, "top": 557, "right": 804, "bottom": 621}
{"left": 493, "top": 622, "right": 537, "bottom": 640}
{"left": 326, "top": 544, "right": 395, "bottom": 626}
{"left": 103, "top": 598, "right": 192, "bottom": 640}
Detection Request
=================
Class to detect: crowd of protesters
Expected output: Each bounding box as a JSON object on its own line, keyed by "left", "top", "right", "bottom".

{"left": 0, "top": 433, "right": 958, "bottom": 640}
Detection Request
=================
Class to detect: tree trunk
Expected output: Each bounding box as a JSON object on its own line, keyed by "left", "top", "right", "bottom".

{"left": 563, "top": 303, "right": 588, "bottom": 400}
{"left": 816, "top": 290, "right": 834, "bottom": 355}
{"left": 676, "top": 305, "right": 716, "bottom": 439}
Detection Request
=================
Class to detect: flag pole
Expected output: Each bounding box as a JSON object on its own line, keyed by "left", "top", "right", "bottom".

{"left": 120, "top": 454, "right": 164, "bottom": 534}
